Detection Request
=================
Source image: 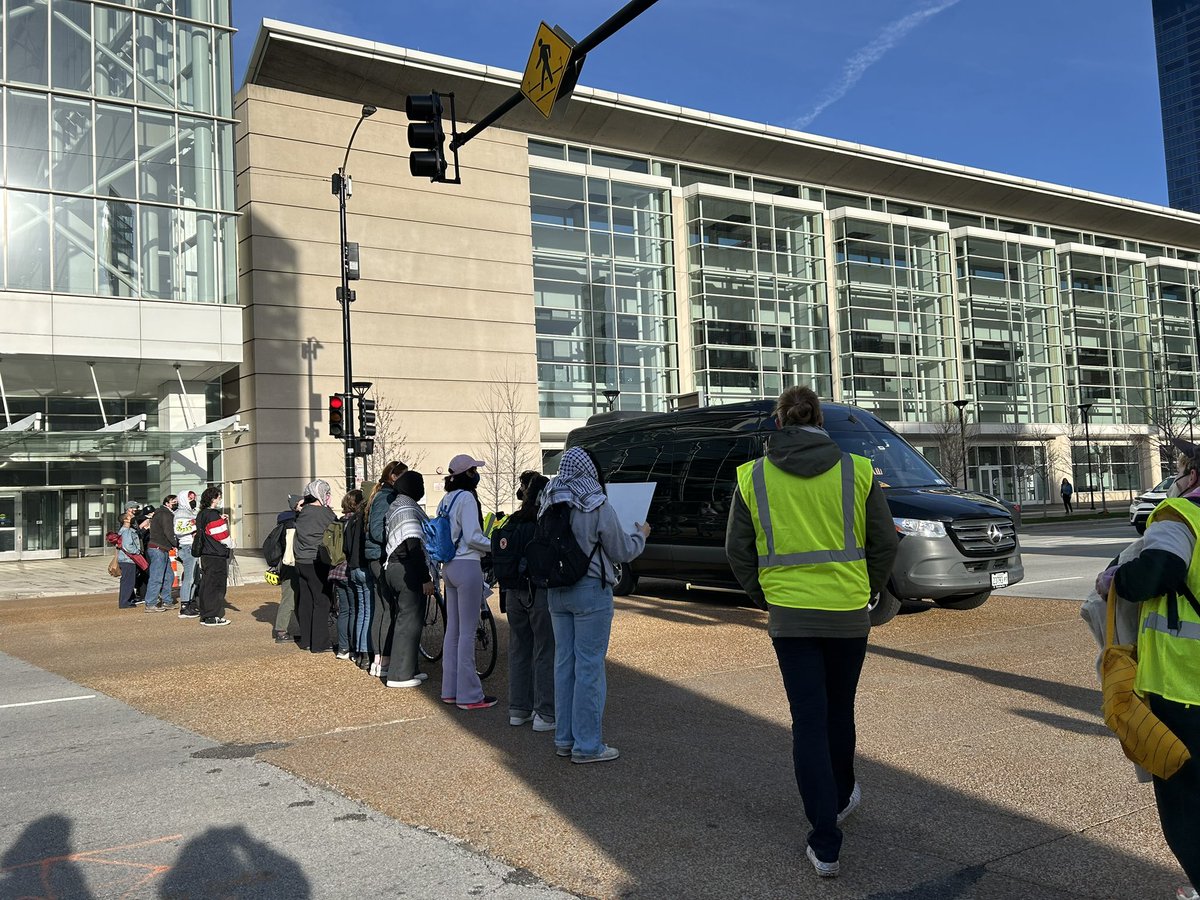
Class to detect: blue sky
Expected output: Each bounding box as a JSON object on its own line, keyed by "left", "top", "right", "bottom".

{"left": 231, "top": 0, "right": 1169, "bottom": 205}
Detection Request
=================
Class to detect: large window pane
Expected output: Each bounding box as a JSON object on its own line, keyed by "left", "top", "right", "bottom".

{"left": 94, "top": 5, "right": 134, "bottom": 99}
{"left": 179, "top": 209, "right": 217, "bottom": 301}
{"left": 7, "top": 90, "right": 50, "bottom": 189}
{"left": 7, "top": 191, "right": 52, "bottom": 290}
{"left": 7, "top": 0, "right": 50, "bottom": 86}
{"left": 135, "top": 13, "right": 174, "bottom": 106}
{"left": 217, "top": 121, "right": 234, "bottom": 210}
{"left": 219, "top": 213, "right": 236, "bottom": 304}
{"left": 51, "top": 96, "right": 94, "bottom": 193}
{"left": 140, "top": 205, "right": 175, "bottom": 299}
{"left": 214, "top": 30, "right": 232, "bottom": 117}
{"left": 53, "top": 196, "right": 96, "bottom": 293}
{"left": 138, "top": 109, "right": 176, "bottom": 201}
{"left": 95, "top": 103, "right": 135, "bottom": 198}
{"left": 176, "top": 0, "right": 209, "bottom": 20}
{"left": 50, "top": 0, "right": 92, "bottom": 93}
{"left": 177, "top": 23, "right": 213, "bottom": 113}
{"left": 98, "top": 197, "right": 138, "bottom": 297}
{"left": 178, "top": 115, "right": 214, "bottom": 207}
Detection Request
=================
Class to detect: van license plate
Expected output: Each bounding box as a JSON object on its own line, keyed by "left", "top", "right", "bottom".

{"left": 991, "top": 572, "right": 1009, "bottom": 589}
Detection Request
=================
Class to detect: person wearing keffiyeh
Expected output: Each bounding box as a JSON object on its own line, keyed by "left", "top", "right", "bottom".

{"left": 382, "top": 471, "right": 436, "bottom": 687}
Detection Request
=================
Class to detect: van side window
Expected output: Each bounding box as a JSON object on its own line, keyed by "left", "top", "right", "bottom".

{"left": 680, "top": 436, "right": 762, "bottom": 504}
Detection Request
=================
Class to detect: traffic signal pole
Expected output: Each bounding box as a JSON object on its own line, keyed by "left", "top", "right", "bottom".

{"left": 336, "top": 168, "right": 357, "bottom": 492}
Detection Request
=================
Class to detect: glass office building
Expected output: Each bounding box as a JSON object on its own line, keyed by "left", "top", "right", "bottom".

{"left": 0, "top": 0, "right": 240, "bottom": 560}
{"left": 1154, "top": 0, "right": 1200, "bottom": 213}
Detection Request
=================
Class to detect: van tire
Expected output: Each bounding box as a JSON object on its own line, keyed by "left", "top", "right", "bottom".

{"left": 868, "top": 586, "right": 902, "bottom": 626}
{"left": 933, "top": 591, "right": 990, "bottom": 611}
{"left": 1134, "top": 520, "right": 1146, "bottom": 535}
{"left": 612, "top": 563, "right": 638, "bottom": 596}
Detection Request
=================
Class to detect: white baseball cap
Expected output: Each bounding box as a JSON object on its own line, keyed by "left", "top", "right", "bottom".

{"left": 447, "top": 454, "right": 486, "bottom": 475}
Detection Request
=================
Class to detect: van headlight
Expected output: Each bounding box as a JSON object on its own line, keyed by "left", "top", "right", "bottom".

{"left": 893, "top": 518, "right": 946, "bottom": 538}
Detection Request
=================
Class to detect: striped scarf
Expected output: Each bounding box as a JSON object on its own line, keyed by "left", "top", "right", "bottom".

{"left": 384, "top": 494, "right": 428, "bottom": 565}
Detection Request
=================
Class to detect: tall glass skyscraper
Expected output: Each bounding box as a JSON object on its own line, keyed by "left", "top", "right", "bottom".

{"left": 1154, "top": 0, "right": 1200, "bottom": 212}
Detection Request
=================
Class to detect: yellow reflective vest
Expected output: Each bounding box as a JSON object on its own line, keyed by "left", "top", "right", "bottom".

{"left": 735, "top": 452, "right": 874, "bottom": 611}
{"left": 1138, "top": 498, "right": 1200, "bottom": 705}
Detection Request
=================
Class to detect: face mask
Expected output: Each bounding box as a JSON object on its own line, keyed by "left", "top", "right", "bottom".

{"left": 1169, "top": 474, "right": 1190, "bottom": 498}
{"left": 467, "top": 471, "right": 481, "bottom": 488}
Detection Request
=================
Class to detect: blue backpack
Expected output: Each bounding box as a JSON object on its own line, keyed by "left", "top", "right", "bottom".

{"left": 424, "top": 492, "right": 465, "bottom": 564}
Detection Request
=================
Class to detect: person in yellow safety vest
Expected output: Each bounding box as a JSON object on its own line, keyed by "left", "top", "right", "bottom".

{"left": 725, "top": 386, "right": 898, "bottom": 880}
{"left": 1098, "top": 440, "right": 1200, "bottom": 895}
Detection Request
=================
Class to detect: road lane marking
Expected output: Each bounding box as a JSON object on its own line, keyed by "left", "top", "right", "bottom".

{"left": 0, "top": 694, "right": 96, "bottom": 709}
{"left": 1002, "top": 576, "right": 1088, "bottom": 586}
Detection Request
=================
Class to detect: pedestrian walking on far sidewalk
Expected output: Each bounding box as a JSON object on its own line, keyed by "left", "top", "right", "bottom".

{"left": 1061, "top": 477, "right": 1074, "bottom": 515}
{"left": 725, "top": 386, "right": 899, "bottom": 880}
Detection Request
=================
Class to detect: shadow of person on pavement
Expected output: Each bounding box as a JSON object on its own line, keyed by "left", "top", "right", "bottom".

{"left": 157, "top": 825, "right": 310, "bottom": 899}
{"left": 0, "top": 813, "right": 94, "bottom": 899}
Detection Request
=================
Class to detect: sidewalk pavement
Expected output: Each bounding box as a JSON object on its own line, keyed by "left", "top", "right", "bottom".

{"left": 0, "top": 553, "right": 268, "bottom": 602}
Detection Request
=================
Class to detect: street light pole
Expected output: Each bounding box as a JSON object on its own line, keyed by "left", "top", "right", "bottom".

{"left": 1079, "top": 402, "right": 1095, "bottom": 512}
{"left": 952, "top": 399, "right": 970, "bottom": 490}
{"left": 333, "top": 104, "right": 377, "bottom": 491}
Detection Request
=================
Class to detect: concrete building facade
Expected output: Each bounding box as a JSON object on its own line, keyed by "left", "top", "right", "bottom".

{"left": 233, "top": 20, "right": 1200, "bottom": 542}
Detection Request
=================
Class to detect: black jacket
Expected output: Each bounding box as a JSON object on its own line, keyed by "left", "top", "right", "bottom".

{"left": 148, "top": 504, "right": 176, "bottom": 549}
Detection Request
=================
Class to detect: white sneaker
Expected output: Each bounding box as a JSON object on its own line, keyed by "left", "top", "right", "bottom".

{"left": 510, "top": 713, "right": 534, "bottom": 726}
{"left": 806, "top": 845, "right": 839, "bottom": 878}
{"left": 386, "top": 678, "right": 422, "bottom": 688}
{"left": 532, "top": 714, "right": 555, "bottom": 732}
{"left": 335, "top": 650, "right": 350, "bottom": 660}
{"left": 413, "top": 673, "right": 428, "bottom": 682}
{"left": 571, "top": 745, "right": 619, "bottom": 764}
{"left": 837, "top": 782, "right": 861, "bottom": 825}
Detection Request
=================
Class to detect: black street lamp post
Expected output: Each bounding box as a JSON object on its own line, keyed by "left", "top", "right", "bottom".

{"left": 332, "top": 104, "right": 377, "bottom": 491}
{"left": 1079, "top": 401, "right": 1096, "bottom": 512}
{"left": 602, "top": 389, "right": 620, "bottom": 412}
{"left": 952, "top": 399, "right": 970, "bottom": 490}
{"left": 1185, "top": 406, "right": 1197, "bottom": 446}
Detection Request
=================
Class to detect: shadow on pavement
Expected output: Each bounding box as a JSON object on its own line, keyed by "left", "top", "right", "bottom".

{"left": 0, "top": 814, "right": 93, "bottom": 899}
{"left": 158, "top": 825, "right": 310, "bottom": 899}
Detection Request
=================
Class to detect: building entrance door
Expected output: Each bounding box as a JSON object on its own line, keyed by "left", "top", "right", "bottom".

{"left": 64, "top": 489, "right": 118, "bottom": 557}
{"left": 20, "top": 491, "right": 62, "bottom": 560}
{"left": 0, "top": 495, "right": 17, "bottom": 561}
{"left": 979, "top": 465, "right": 1007, "bottom": 501}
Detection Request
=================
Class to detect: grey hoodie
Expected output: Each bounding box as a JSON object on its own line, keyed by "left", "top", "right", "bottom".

{"left": 725, "top": 426, "right": 898, "bottom": 638}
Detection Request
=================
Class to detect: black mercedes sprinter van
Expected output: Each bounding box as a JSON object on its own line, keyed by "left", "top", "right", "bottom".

{"left": 561, "top": 399, "right": 1023, "bottom": 625}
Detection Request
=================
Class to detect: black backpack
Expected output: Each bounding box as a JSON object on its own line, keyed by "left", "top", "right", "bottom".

{"left": 261, "top": 521, "right": 288, "bottom": 568}
{"left": 491, "top": 518, "right": 535, "bottom": 590}
{"left": 525, "top": 503, "right": 601, "bottom": 589}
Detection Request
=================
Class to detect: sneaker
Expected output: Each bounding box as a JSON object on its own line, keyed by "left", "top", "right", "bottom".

{"left": 273, "top": 630, "right": 291, "bottom": 644}
{"left": 144, "top": 603, "right": 164, "bottom": 612}
{"left": 532, "top": 714, "right": 556, "bottom": 733}
{"left": 510, "top": 713, "right": 534, "bottom": 727}
{"left": 1178, "top": 886, "right": 1198, "bottom": 900}
{"left": 335, "top": 650, "right": 350, "bottom": 660}
{"left": 178, "top": 605, "right": 200, "bottom": 619}
{"left": 162, "top": 601, "right": 178, "bottom": 611}
{"left": 837, "top": 782, "right": 861, "bottom": 826}
{"left": 412, "top": 673, "right": 428, "bottom": 682}
{"left": 572, "top": 745, "right": 620, "bottom": 764}
{"left": 386, "top": 678, "right": 422, "bottom": 688}
{"left": 555, "top": 746, "right": 573, "bottom": 758}
{"left": 201, "top": 617, "right": 231, "bottom": 627}
{"left": 806, "top": 845, "right": 839, "bottom": 878}
{"left": 457, "top": 696, "right": 498, "bottom": 710}
{"left": 441, "top": 697, "right": 457, "bottom": 705}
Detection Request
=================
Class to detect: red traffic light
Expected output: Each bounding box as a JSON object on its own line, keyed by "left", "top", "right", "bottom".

{"left": 330, "top": 395, "right": 344, "bottom": 410}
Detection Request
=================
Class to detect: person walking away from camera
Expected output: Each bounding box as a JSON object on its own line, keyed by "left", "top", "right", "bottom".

{"left": 195, "top": 487, "right": 234, "bottom": 627}
{"left": 174, "top": 490, "right": 200, "bottom": 618}
{"left": 116, "top": 509, "right": 141, "bottom": 609}
{"left": 439, "top": 454, "right": 495, "bottom": 709}
{"left": 542, "top": 448, "right": 649, "bottom": 764}
{"left": 496, "top": 472, "right": 555, "bottom": 731}
{"left": 331, "top": 490, "right": 362, "bottom": 659}
{"left": 293, "top": 480, "right": 337, "bottom": 653}
{"left": 725, "top": 386, "right": 899, "bottom": 879}
{"left": 383, "top": 470, "right": 436, "bottom": 688}
{"left": 1094, "top": 442, "right": 1200, "bottom": 895}
{"left": 365, "top": 461, "right": 407, "bottom": 677}
{"left": 1061, "top": 477, "right": 1074, "bottom": 515}
{"left": 145, "top": 495, "right": 179, "bottom": 612}
{"left": 271, "top": 494, "right": 304, "bottom": 643}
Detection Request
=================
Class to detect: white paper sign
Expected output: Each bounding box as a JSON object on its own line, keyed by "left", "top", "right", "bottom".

{"left": 606, "top": 482, "right": 656, "bottom": 533}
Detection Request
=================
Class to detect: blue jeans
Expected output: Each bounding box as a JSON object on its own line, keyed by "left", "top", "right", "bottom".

{"left": 176, "top": 544, "right": 196, "bottom": 606}
{"left": 548, "top": 577, "right": 613, "bottom": 757}
{"left": 349, "top": 567, "right": 374, "bottom": 654}
{"left": 333, "top": 580, "right": 351, "bottom": 652}
{"left": 146, "top": 547, "right": 174, "bottom": 607}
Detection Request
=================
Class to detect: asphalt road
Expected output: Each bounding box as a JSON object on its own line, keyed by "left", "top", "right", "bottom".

{"left": 996, "top": 519, "right": 1139, "bottom": 601}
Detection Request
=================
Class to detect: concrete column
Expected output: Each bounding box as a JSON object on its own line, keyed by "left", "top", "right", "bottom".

{"left": 158, "top": 381, "right": 208, "bottom": 497}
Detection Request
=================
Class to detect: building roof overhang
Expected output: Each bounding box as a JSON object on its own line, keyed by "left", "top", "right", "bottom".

{"left": 245, "top": 20, "right": 1200, "bottom": 249}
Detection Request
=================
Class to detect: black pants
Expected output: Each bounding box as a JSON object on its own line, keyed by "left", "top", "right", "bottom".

{"left": 772, "top": 635, "right": 868, "bottom": 864}
{"left": 1149, "top": 693, "right": 1200, "bottom": 885}
{"left": 1062, "top": 495, "right": 1073, "bottom": 514}
{"left": 198, "top": 556, "right": 228, "bottom": 620}
{"left": 369, "top": 559, "right": 395, "bottom": 657}
{"left": 296, "top": 560, "right": 332, "bottom": 653}
{"left": 118, "top": 561, "right": 138, "bottom": 608}
{"left": 385, "top": 565, "right": 424, "bottom": 680}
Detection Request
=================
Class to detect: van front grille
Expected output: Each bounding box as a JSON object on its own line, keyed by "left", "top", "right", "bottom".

{"left": 948, "top": 518, "right": 1017, "bottom": 557}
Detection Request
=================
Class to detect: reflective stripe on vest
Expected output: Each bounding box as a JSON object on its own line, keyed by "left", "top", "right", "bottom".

{"left": 1137, "top": 497, "right": 1200, "bottom": 704}
{"left": 750, "top": 454, "right": 865, "bottom": 568}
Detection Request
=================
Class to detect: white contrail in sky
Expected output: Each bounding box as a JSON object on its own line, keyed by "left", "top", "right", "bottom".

{"left": 795, "top": 0, "right": 963, "bottom": 129}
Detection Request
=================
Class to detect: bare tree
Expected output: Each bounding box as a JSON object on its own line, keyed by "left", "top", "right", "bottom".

{"left": 927, "top": 404, "right": 979, "bottom": 489}
{"left": 476, "top": 365, "right": 539, "bottom": 517}
{"left": 1027, "top": 423, "right": 1069, "bottom": 517}
{"left": 362, "top": 390, "right": 426, "bottom": 485}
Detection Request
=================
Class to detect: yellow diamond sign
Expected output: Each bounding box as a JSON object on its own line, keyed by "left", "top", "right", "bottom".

{"left": 521, "top": 22, "right": 575, "bottom": 119}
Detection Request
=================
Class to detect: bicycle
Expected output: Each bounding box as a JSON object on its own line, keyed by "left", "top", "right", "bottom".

{"left": 418, "top": 585, "right": 499, "bottom": 680}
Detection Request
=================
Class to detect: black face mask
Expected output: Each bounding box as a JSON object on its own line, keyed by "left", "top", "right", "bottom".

{"left": 516, "top": 488, "right": 526, "bottom": 502}
{"left": 466, "top": 470, "right": 481, "bottom": 488}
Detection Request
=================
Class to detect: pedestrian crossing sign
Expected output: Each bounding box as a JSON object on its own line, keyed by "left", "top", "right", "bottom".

{"left": 521, "top": 22, "right": 576, "bottom": 119}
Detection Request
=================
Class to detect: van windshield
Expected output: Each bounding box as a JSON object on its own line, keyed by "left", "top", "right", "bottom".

{"left": 824, "top": 419, "right": 949, "bottom": 489}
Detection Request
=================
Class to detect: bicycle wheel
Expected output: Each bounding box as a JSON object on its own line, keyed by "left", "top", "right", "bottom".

{"left": 419, "top": 593, "right": 446, "bottom": 662}
{"left": 475, "top": 605, "right": 498, "bottom": 678}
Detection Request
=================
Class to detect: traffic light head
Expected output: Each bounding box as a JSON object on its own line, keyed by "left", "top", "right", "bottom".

{"left": 406, "top": 93, "right": 447, "bottom": 182}
{"left": 357, "top": 397, "right": 377, "bottom": 438}
{"left": 328, "top": 394, "right": 346, "bottom": 438}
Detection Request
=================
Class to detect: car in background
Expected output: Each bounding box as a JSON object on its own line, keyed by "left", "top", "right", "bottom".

{"left": 1129, "top": 476, "right": 1175, "bottom": 534}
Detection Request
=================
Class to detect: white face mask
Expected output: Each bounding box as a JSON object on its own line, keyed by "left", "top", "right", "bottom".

{"left": 1169, "top": 473, "right": 1194, "bottom": 498}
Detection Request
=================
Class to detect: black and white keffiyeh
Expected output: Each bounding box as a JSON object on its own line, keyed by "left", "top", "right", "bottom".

{"left": 540, "top": 447, "right": 605, "bottom": 514}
